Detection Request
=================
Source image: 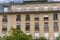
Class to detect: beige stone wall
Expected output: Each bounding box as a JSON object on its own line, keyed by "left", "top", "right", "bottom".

{"left": 12, "top": 3, "right": 60, "bottom": 12}
{"left": 0, "top": 2, "right": 60, "bottom": 40}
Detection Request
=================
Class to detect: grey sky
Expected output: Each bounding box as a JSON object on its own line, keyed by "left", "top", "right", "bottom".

{"left": 0, "top": 0, "right": 23, "bottom": 2}
{"left": 0, "top": 0, "right": 50, "bottom": 2}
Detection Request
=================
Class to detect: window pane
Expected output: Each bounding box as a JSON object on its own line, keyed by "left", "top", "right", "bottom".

{"left": 35, "top": 14, "right": 39, "bottom": 21}
{"left": 54, "top": 32, "right": 59, "bottom": 39}
{"left": 2, "top": 23, "right": 7, "bottom": 31}
{"left": 26, "top": 15, "right": 30, "bottom": 21}
{"left": 17, "top": 7, "right": 21, "bottom": 12}
{"left": 3, "top": 15, "right": 7, "bottom": 22}
{"left": 53, "top": 14, "right": 58, "bottom": 20}
{"left": 35, "top": 32, "right": 39, "bottom": 38}
{"left": 16, "top": 15, "right": 21, "bottom": 21}
{"left": 52, "top": 6, "right": 58, "bottom": 10}
{"left": 26, "top": 32, "right": 30, "bottom": 35}
{"left": 35, "top": 22, "right": 39, "bottom": 30}
{"left": 25, "top": 23, "right": 30, "bottom": 31}
{"left": 16, "top": 23, "right": 21, "bottom": 30}
{"left": 44, "top": 32, "right": 49, "bottom": 39}
{"left": 34, "top": 6, "right": 39, "bottom": 11}
{"left": 44, "top": 14, "right": 48, "bottom": 20}
{"left": 26, "top": 6, "right": 30, "bottom": 11}
{"left": 44, "top": 6, "right": 48, "bottom": 11}
{"left": 54, "top": 22, "right": 58, "bottom": 30}
{"left": 44, "top": 22, "right": 49, "bottom": 30}
{"left": 4, "top": 7, "right": 8, "bottom": 12}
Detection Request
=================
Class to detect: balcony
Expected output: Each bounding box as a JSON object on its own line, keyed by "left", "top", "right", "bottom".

{"left": 0, "top": 8, "right": 60, "bottom": 14}
{"left": 12, "top": 8, "right": 60, "bottom": 13}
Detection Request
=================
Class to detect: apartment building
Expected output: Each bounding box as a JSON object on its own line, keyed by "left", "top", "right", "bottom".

{"left": 0, "top": 1, "right": 60, "bottom": 40}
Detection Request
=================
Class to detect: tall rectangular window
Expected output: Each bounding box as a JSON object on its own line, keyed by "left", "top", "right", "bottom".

{"left": 25, "top": 15, "right": 30, "bottom": 21}
{"left": 2, "top": 15, "right": 7, "bottom": 22}
{"left": 34, "top": 14, "right": 39, "bottom": 21}
{"left": 53, "top": 14, "right": 58, "bottom": 20}
{"left": 44, "top": 22, "right": 49, "bottom": 30}
{"left": 4, "top": 7, "right": 9, "bottom": 12}
{"left": 16, "top": 23, "right": 21, "bottom": 30}
{"left": 16, "top": 15, "right": 21, "bottom": 21}
{"left": 44, "top": 14, "right": 48, "bottom": 20}
{"left": 25, "top": 23, "right": 30, "bottom": 31}
{"left": 2, "top": 23, "right": 7, "bottom": 31}
{"left": 54, "top": 22, "right": 58, "bottom": 30}
{"left": 35, "top": 22, "right": 39, "bottom": 31}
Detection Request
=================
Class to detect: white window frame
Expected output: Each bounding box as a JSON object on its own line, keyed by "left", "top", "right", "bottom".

{"left": 17, "top": 7, "right": 22, "bottom": 12}
{"left": 34, "top": 6, "right": 39, "bottom": 11}
{"left": 26, "top": 6, "right": 30, "bottom": 11}
{"left": 35, "top": 14, "right": 39, "bottom": 18}
{"left": 35, "top": 32, "right": 39, "bottom": 38}
{"left": 54, "top": 32, "right": 59, "bottom": 39}
{"left": 4, "top": 7, "right": 8, "bottom": 12}
{"left": 44, "top": 6, "right": 48, "bottom": 11}
{"left": 3, "top": 23, "right": 7, "bottom": 29}
{"left": 26, "top": 32, "right": 30, "bottom": 35}
{"left": 52, "top": 6, "right": 58, "bottom": 10}
{"left": 2, "top": 32, "right": 6, "bottom": 38}
{"left": 44, "top": 14, "right": 48, "bottom": 17}
{"left": 44, "top": 32, "right": 49, "bottom": 39}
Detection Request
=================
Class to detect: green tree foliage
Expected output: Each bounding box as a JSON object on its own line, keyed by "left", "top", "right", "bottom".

{"left": 56, "top": 36, "right": 60, "bottom": 40}
{"left": 3, "top": 28, "right": 32, "bottom": 40}
{"left": 35, "top": 37, "right": 47, "bottom": 40}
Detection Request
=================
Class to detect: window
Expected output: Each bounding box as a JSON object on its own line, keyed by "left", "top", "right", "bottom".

{"left": 16, "top": 15, "right": 21, "bottom": 21}
{"left": 44, "top": 6, "right": 48, "bottom": 11}
{"left": 26, "top": 6, "right": 30, "bottom": 11}
{"left": 52, "top": 6, "right": 58, "bottom": 10}
{"left": 25, "top": 15, "right": 30, "bottom": 21}
{"left": 17, "top": 7, "right": 21, "bottom": 12}
{"left": 16, "top": 23, "right": 21, "bottom": 30}
{"left": 34, "top": 6, "right": 39, "bottom": 11}
{"left": 35, "top": 32, "right": 39, "bottom": 38}
{"left": 2, "top": 15, "right": 7, "bottom": 22}
{"left": 44, "top": 22, "right": 49, "bottom": 30}
{"left": 44, "top": 32, "right": 49, "bottom": 40}
{"left": 54, "top": 32, "right": 59, "bottom": 40}
{"left": 35, "top": 22, "right": 39, "bottom": 30}
{"left": 26, "top": 32, "right": 30, "bottom": 35}
{"left": 25, "top": 23, "right": 30, "bottom": 31}
{"left": 54, "top": 22, "right": 58, "bottom": 30}
{"left": 2, "top": 23, "right": 7, "bottom": 31}
{"left": 53, "top": 14, "right": 58, "bottom": 20}
{"left": 4, "top": 7, "right": 8, "bottom": 12}
{"left": 44, "top": 14, "right": 48, "bottom": 20}
{"left": 34, "top": 14, "right": 39, "bottom": 21}
{"left": 2, "top": 32, "right": 6, "bottom": 37}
